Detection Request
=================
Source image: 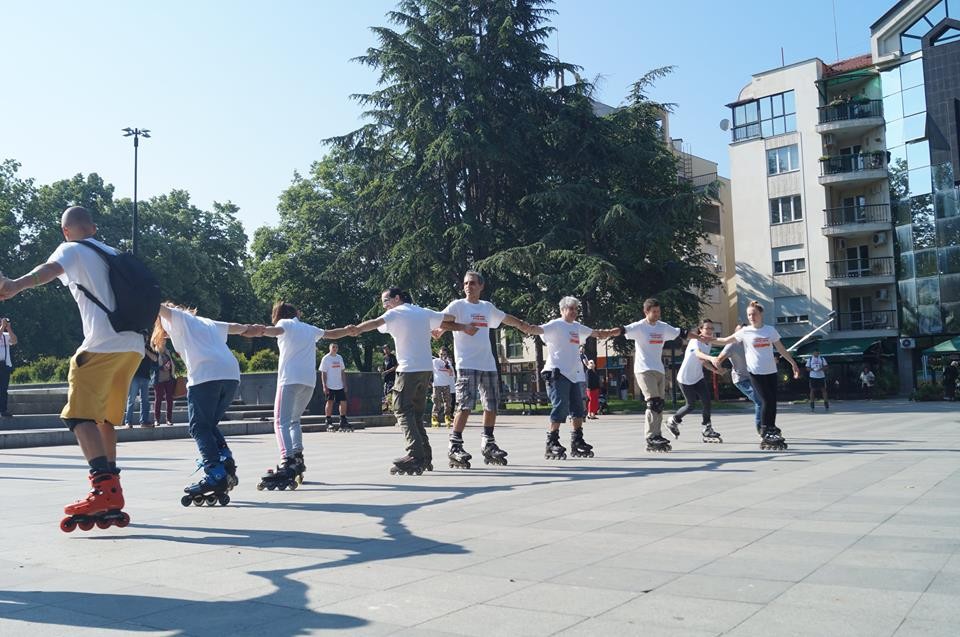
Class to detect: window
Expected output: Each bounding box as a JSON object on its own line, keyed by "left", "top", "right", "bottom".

{"left": 774, "top": 258, "right": 806, "bottom": 274}
{"left": 770, "top": 195, "right": 803, "bottom": 224}
{"left": 776, "top": 315, "right": 810, "bottom": 324}
{"left": 731, "top": 90, "right": 796, "bottom": 141}
{"left": 775, "top": 295, "right": 810, "bottom": 324}
{"left": 767, "top": 145, "right": 800, "bottom": 175}
{"left": 505, "top": 331, "right": 524, "bottom": 359}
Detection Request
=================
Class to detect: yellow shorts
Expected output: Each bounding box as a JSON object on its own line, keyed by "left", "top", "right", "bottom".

{"left": 61, "top": 351, "right": 144, "bottom": 427}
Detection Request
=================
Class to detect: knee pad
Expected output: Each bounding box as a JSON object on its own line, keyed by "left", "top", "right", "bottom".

{"left": 648, "top": 397, "right": 664, "bottom": 414}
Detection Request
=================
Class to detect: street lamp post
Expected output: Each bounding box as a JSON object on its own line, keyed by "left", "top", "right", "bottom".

{"left": 121, "top": 127, "right": 150, "bottom": 255}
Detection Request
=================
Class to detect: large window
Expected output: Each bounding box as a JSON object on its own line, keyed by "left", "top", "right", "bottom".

{"left": 774, "top": 257, "right": 806, "bottom": 274}
{"left": 900, "top": 0, "right": 953, "bottom": 54}
{"left": 767, "top": 145, "right": 800, "bottom": 175}
{"left": 731, "top": 90, "right": 796, "bottom": 142}
{"left": 770, "top": 195, "right": 803, "bottom": 224}
{"left": 505, "top": 330, "right": 524, "bottom": 359}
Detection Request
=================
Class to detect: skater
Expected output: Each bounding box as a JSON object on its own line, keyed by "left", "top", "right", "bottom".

{"left": 713, "top": 301, "right": 800, "bottom": 450}
{"left": 622, "top": 298, "right": 695, "bottom": 453}
{"left": 253, "top": 302, "right": 351, "bottom": 489}
{"left": 666, "top": 319, "right": 724, "bottom": 443}
{"left": 805, "top": 348, "right": 829, "bottom": 411}
{"left": 0, "top": 317, "right": 16, "bottom": 418}
{"left": 433, "top": 271, "right": 535, "bottom": 468}
{"left": 381, "top": 344, "right": 398, "bottom": 402}
{"left": 348, "top": 287, "right": 477, "bottom": 475}
{"left": 153, "top": 341, "right": 177, "bottom": 425}
{"left": 524, "top": 296, "right": 620, "bottom": 460}
{"left": 859, "top": 365, "right": 875, "bottom": 399}
{"left": 585, "top": 360, "right": 601, "bottom": 419}
{"left": 430, "top": 346, "right": 453, "bottom": 428}
{"left": 714, "top": 325, "right": 762, "bottom": 436}
{"left": 319, "top": 342, "right": 351, "bottom": 432}
{"left": 0, "top": 206, "right": 149, "bottom": 531}
{"left": 153, "top": 303, "right": 262, "bottom": 506}
{"left": 943, "top": 361, "right": 957, "bottom": 401}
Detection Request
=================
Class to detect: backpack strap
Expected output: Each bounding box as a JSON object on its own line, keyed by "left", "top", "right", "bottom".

{"left": 70, "top": 240, "right": 113, "bottom": 317}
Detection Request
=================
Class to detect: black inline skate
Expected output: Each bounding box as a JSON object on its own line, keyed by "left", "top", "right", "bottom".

{"left": 760, "top": 430, "right": 788, "bottom": 451}
{"left": 220, "top": 450, "right": 238, "bottom": 490}
{"left": 481, "top": 434, "right": 508, "bottom": 466}
{"left": 447, "top": 433, "right": 472, "bottom": 469}
{"left": 666, "top": 417, "right": 681, "bottom": 440}
{"left": 570, "top": 429, "right": 595, "bottom": 458}
{"left": 257, "top": 458, "right": 300, "bottom": 491}
{"left": 390, "top": 455, "right": 425, "bottom": 475}
{"left": 701, "top": 423, "right": 723, "bottom": 443}
{"left": 292, "top": 451, "right": 306, "bottom": 482}
{"left": 646, "top": 434, "right": 672, "bottom": 453}
{"left": 181, "top": 464, "right": 231, "bottom": 506}
{"left": 336, "top": 415, "right": 353, "bottom": 433}
{"left": 544, "top": 430, "right": 567, "bottom": 460}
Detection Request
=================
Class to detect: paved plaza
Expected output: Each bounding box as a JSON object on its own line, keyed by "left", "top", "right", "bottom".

{"left": 1, "top": 401, "right": 959, "bottom": 636}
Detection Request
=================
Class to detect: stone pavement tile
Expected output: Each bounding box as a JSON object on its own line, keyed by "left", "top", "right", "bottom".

{"left": 548, "top": 565, "right": 681, "bottom": 593}
{"left": 853, "top": 534, "right": 960, "bottom": 554}
{"left": 393, "top": 572, "right": 535, "bottom": 603}
{"left": 702, "top": 514, "right": 791, "bottom": 531}
{"left": 133, "top": 598, "right": 306, "bottom": 634}
{"left": 754, "top": 529, "right": 862, "bottom": 549}
{"left": 224, "top": 578, "right": 377, "bottom": 611}
{"left": 599, "top": 592, "right": 761, "bottom": 633}
{"left": 727, "top": 542, "right": 842, "bottom": 565}
{"left": 390, "top": 628, "right": 473, "bottom": 637}
{"left": 724, "top": 603, "right": 905, "bottom": 637}
{"left": 487, "top": 581, "right": 639, "bottom": 616}
{"left": 290, "top": 563, "right": 439, "bottom": 590}
{"left": 804, "top": 563, "right": 937, "bottom": 592}
{"left": 893, "top": 617, "right": 957, "bottom": 637}
{"left": 926, "top": 570, "right": 960, "bottom": 595}
{"left": 695, "top": 556, "right": 820, "bottom": 582}
{"left": 671, "top": 524, "right": 774, "bottom": 544}
{"left": 417, "top": 603, "right": 585, "bottom": 636}
{"left": 456, "top": 555, "right": 579, "bottom": 581}
{"left": 905, "top": 592, "right": 960, "bottom": 623}
{"left": 771, "top": 583, "right": 920, "bottom": 619}
{"left": 554, "top": 617, "right": 718, "bottom": 637}
{"left": 655, "top": 574, "right": 793, "bottom": 604}
{"left": 0, "top": 603, "right": 134, "bottom": 636}
{"left": 783, "top": 519, "right": 880, "bottom": 535}
{"left": 830, "top": 547, "right": 952, "bottom": 571}
{"left": 869, "top": 523, "right": 960, "bottom": 540}
{"left": 313, "top": 590, "right": 472, "bottom": 626}
{"left": 595, "top": 520, "right": 694, "bottom": 537}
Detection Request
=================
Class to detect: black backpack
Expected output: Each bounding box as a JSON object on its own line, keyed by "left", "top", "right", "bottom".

{"left": 71, "top": 240, "right": 162, "bottom": 334}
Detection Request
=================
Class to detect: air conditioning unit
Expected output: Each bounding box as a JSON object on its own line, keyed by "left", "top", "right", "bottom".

{"left": 873, "top": 232, "right": 888, "bottom": 246}
{"left": 900, "top": 337, "right": 916, "bottom": 349}
{"left": 875, "top": 288, "right": 889, "bottom": 301}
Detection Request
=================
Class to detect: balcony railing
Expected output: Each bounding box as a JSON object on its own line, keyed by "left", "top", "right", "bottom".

{"left": 823, "top": 203, "right": 892, "bottom": 227}
{"left": 827, "top": 256, "right": 895, "bottom": 279}
{"left": 818, "top": 99, "right": 883, "bottom": 124}
{"left": 821, "top": 152, "right": 887, "bottom": 176}
{"left": 832, "top": 310, "right": 898, "bottom": 332}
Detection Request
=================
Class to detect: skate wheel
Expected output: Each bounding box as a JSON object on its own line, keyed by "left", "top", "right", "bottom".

{"left": 257, "top": 483, "right": 265, "bottom": 491}
{"left": 218, "top": 494, "right": 230, "bottom": 506}
{"left": 415, "top": 468, "right": 423, "bottom": 475}
{"left": 96, "top": 518, "right": 111, "bottom": 530}
{"left": 181, "top": 495, "right": 193, "bottom": 507}
{"left": 205, "top": 494, "right": 217, "bottom": 505}
{"left": 296, "top": 475, "right": 304, "bottom": 484}
{"left": 60, "top": 517, "right": 77, "bottom": 533}
{"left": 116, "top": 513, "right": 130, "bottom": 528}
{"left": 78, "top": 519, "right": 95, "bottom": 532}
{"left": 289, "top": 481, "right": 298, "bottom": 490}
{"left": 193, "top": 495, "right": 205, "bottom": 506}
{"left": 278, "top": 484, "right": 287, "bottom": 491}
{"left": 484, "top": 458, "right": 490, "bottom": 465}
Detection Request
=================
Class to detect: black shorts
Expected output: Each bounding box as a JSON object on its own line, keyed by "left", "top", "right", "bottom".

{"left": 325, "top": 388, "right": 347, "bottom": 402}
{"left": 809, "top": 377, "right": 825, "bottom": 389}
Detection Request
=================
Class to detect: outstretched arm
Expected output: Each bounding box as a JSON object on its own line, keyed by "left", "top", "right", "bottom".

{"left": 773, "top": 340, "right": 801, "bottom": 378}
{"left": 348, "top": 317, "right": 386, "bottom": 336}
{"left": 502, "top": 314, "right": 538, "bottom": 335}
{"left": 590, "top": 327, "right": 622, "bottom": 339}
{"left": 323, "top": 327, "right": 351, "bottom": 340}
{"left": 711, "top": 334, "right": 737, "bottom": 346}
{"left": 0, "top": 262, "right": 65, "bottom": 301}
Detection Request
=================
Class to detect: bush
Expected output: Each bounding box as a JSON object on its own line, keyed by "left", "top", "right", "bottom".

{"left": 231, "top": 350, "right": 249, "bottom": 373}
{"left": 912, "top": 382, "right": 942, "bottom": 401}
{"left": 30, "top": 356, "right": 62, "bottom": 382}
{"left": 10, "top": 367, "right": 33, "bottom": 384}
{"left": 247, "top": 349, "right": 279, "bottom": 372}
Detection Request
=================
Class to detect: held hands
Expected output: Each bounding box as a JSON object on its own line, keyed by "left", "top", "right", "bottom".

{"left": 242, "top": 324, "right": 267, "bottom": 338}
{"left": 463, "top": 324, "right": 479, "bottom": 336}
{"left": 431, "top": 328, "right": 444, "bottom": 339}
{"left": 344, "top": 324, "right": 359, "bottom": 337}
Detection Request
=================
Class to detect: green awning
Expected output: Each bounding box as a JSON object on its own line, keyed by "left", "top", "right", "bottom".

{"left": 923, "top": 337, "right": 960, "bottom": 355}
{"left": 795, "top": 337, "right": 880, "bottom": 358}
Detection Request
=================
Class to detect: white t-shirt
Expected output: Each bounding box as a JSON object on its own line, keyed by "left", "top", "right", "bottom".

{"left": 160, "top": 307, "right": 240, "bottom": 387}
{"left": 432, "top": 357, "right": 453, "bottom": 387}
{"left": 276, "top": 318, "right": 325, "bottom": 387}
{"left": 377, "top": 304, "right": 446, "bottom": 373}
{"left": 540, "top": 318, "right": 593, "bottom": 382}
{"left": 319, "top": 353, "right": 346, "bottom": 390}
{"left": 733, "top": 324, "right": 781, "bottom": 376}
{"left": 0, "top": 331, "right": 14, "bottom": 367}
{"left": 442, "top": 299, "right": 506, "bottom": 371}
{"left": 678, "top": 339, "right": 709, "bottom": 385}
{"left": 624, "top": 320, "right": 681, "bottom": 375}
{"left": 720, "top": 341, "right": 750, "bottom": 385}
{"left": 806, "top": 355, "right": 827, "bottom": 379}
{"left": 48, "top": 240, "right": 145, "bottom": 355}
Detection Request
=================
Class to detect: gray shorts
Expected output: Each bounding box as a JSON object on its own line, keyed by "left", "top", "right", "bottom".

{"left": 455, "top": 369, "right": 499, "bottom": 413}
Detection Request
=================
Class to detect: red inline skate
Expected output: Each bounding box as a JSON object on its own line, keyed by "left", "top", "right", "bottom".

{"left": 60, "top": 472, "right": 130, "bottom": 532}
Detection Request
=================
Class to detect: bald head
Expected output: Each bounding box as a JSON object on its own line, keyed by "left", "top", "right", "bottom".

{"left": 60, "top": 206, "right": 96, "bottom": 240}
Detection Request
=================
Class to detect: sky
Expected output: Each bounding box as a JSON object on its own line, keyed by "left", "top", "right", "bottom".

{"left": 0, "top": 0, "right": 892, "bottom": 238}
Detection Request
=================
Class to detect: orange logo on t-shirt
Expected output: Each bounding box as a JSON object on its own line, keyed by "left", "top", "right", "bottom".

{"left": 754, "top": 338, "right": 771, "bottom": 348}
{"left": 569, "top": 331, "right": 580, "bottom": 345}
{"left": 649, "top": 332, "right": 663, "bottom": 345}
{"left": 470, "top": 313, "right": 488, "bottom": 328}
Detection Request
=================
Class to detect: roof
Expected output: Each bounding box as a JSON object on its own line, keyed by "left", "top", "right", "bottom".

{"left": 822, "top": 53, "right": 875, "bottom": 77}
{"left": 871, "top": 0, "right": 913, "bottom": 31}
{"left": 795, "top": 337, "right": 884, "bottom": 358}
{"left": 922, "top": 336, "right": 960, "bottom": 354}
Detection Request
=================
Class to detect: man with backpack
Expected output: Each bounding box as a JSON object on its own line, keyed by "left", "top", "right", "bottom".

{"left": 0, "top": 206, "right": 157, "bottom": 530}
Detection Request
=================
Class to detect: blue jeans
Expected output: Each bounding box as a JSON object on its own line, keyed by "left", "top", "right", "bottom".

{"left": 547, "top": 373, "right": 585, "bottom": 423}
{"left": 187, "top": 379, "right": 239, "bottom": 470}
{"left": 125, "top": 376, "right": 153, "bottom": 425}
{"left": 735, "top": 379, "right": 762, "bottom": 431}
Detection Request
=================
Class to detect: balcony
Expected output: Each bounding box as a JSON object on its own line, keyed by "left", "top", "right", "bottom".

{"left": 826, "top": 256, "right": 895, "bottom": 288}
{"left": 818, "top": 152, "right": 888, "bottom": 186}
{"left": 831, "top": 310, "right": 898, "bottom": 333}
{"left": 821, "top": 203, "right": 893, "bottom": 238}
{"left": 816, "top": 100, "right": 884, "bottom": 136}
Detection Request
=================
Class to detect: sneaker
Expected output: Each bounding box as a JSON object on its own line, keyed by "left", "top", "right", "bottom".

{"left": 666, "top": 418, "right": 680, "bottom": 439}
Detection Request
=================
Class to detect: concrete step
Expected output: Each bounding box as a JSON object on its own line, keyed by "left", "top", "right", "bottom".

{"left": 0, "top": 414, "right": 398, "bottom": 449}
{"left": 0, "top": 410, "right": 382, "bottom": 431}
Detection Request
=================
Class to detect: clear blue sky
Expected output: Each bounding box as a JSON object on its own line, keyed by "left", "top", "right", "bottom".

{"left": 0, "top": 0, "right": 890, "bottom": 238}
